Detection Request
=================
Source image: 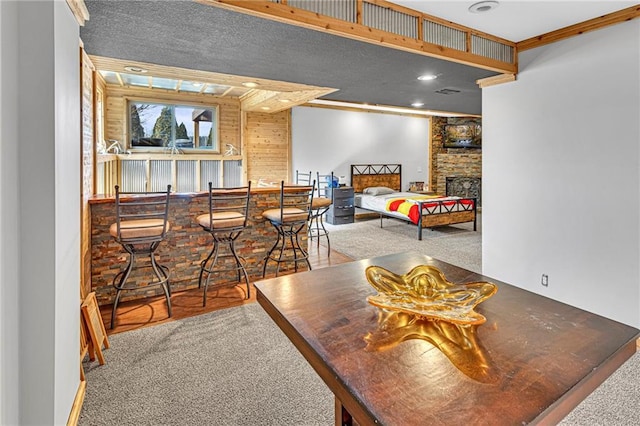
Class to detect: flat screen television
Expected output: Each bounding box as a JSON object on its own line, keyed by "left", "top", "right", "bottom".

{"left": 443, "top": 123, "right": 482, "bottom": 149}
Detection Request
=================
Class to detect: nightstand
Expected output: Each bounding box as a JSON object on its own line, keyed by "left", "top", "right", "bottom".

{"left": 326, "top": 187, "right": 354, "bottom": 225}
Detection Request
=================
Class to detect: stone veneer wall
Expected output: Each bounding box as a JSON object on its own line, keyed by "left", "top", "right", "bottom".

{"left": 431, "top": 117, "right": 482, "bottom": 195}
{"left": 90, "top": 188, "right": 307, "bottom": 306}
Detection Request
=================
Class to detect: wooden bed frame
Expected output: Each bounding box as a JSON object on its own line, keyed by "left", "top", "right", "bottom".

{"left": 350, "top": 164, "right": 477, "bottom": 240}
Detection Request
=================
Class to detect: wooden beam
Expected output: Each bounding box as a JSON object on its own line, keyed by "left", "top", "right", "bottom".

{"left": 476, "top": 73, "right": 516, "bottom": 88}
{"left": 518, "top": 4, "right": 640, "bottom": 51}
{"left": 91, "top": 55, "right": 336, "bottom": 94}
{"left": 198, "top": 0, "right": 517, "bottom": 74}
{"left": 220, "top": 86, "right": 235, "bottom": 97}
{"left": 303, "top": 100, "right": 477, "bottom": 118}
{"left": 66, "top": 0, "right": 89, "bottom": 26}
{"left": 241, "top": 87, "right": 337, "bottom": 113}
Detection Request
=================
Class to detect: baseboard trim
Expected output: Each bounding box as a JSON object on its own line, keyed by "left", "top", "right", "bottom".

{"left": 67, "top": 379, "right": 86, "bottom": 426}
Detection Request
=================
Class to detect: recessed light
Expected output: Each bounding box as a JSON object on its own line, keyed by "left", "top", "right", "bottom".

{"left": 411, "top": 102, "right": 425, "bottom": 107}
{"left": 242, "top": 82, "right": 259, "bottom": 88}
{"left": 469, "top": 1, "right": 499, "bottom": 13}
{"left": 260, "top": 106, "right": 271, "bottom": 111}
{"left": 278, "top": 99, "right": 291, "bottom": 103}
{"left": 417, "top": 74, "right": 438, "bottom": 81}
{"left": 123, "top": 66, "right": 147, "bottom": 73}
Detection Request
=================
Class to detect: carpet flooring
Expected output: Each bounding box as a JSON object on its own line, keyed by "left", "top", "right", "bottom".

{"left": 79, "top": 303, "right": 334, "bottom": 425}
{"left": 323, "top": 215, "right": 482, "bottom": 273}
{"left": 80, "top": 215, "right": 640, "bottom": 425}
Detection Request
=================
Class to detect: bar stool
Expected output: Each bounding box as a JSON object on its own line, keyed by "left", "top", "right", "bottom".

{"left": 262, "top": 180, "right": 314, "bottom": 277}
{"left": 296, "top": 170, "right": 331, "bottom": 254}
{"left": 196, "top": 182, "right": 252, "bottom": 306}
{"left": 295, "top": 170, "right": 312, "bottom": 186}
{"left": 309, "top": 172, "right": 333, "bottom": 256}
{"left": 109, "top": 185, "right": 172, "bottom": 329}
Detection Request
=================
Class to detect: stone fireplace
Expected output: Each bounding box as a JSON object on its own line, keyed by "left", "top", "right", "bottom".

{"left": 430, "top": 117, "right": 482, "bottom": 200}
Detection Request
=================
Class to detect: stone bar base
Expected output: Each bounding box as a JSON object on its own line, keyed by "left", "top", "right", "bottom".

{"left": 90, "top": 187, "right": 308, "bottom": 306}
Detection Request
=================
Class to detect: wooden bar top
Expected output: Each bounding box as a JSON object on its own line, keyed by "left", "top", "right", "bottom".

{"left": 254, "top": 252, "right": 639, "bottom": 425}
{"left": 88, "top": 184, "right": 306, "bottom": 204}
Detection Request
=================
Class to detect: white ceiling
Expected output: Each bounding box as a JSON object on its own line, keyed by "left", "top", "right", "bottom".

{"left": 390, "top": 0, "right": 638, "bottom": 42}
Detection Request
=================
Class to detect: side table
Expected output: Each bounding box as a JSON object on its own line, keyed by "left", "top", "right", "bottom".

{"left": 326, "top": 186, "right": 354, "bottom": 225}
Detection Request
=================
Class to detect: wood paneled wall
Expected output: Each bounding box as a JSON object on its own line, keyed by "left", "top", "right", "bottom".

{"left": 244, "top": 110, "right": 291, "bottom": 184}
{"left": 100, "top": 85, "right": 292, "bottom": 187}
{"left": 80, "top": 49, "right": 94, "bottom": 298}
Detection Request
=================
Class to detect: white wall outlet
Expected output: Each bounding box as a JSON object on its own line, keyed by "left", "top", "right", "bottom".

{"left": 541, "top": 274, "right": 549, "bottom": 287}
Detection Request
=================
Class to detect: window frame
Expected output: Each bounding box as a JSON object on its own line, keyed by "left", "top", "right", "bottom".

{"left": 126, "top": 97, "right": 221, "bottom": 154}
{"left": 95, "top": 87, "right": 105, "bottom": 153}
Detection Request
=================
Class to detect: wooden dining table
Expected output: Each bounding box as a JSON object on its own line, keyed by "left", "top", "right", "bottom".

{"left": 254, "top": 251, "right": 639, "bottom": 425}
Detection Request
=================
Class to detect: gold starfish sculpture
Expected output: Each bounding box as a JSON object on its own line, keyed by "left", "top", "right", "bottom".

{"left": 364, "top": 265, "right": 499, "bottom": 382}
{"left": 365, "top": 264, "right": 497, "bottom": 325}
{"left": 363, "top": 309, "right": 497, "bottom": 383}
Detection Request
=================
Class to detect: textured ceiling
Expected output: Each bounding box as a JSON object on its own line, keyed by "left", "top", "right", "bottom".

{"left": 80, "top": 0, "right": 499, "bottom": 115}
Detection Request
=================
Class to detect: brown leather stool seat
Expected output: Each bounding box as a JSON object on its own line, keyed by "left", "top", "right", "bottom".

{"left": 311, "top": 196, "right": 332, "bottom": 210}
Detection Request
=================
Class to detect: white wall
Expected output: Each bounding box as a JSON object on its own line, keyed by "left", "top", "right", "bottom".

{"left": 1, "top": 1, "right": 81, "bottom": 424}
{"left": 291, "top": 106, "right": 429, "bottom": 189}
{"left": 483, "top": 20, "right": 640, "bottom": 327}
{"left": 0, "top": 1, "right": 20, "bottom": 424}
{"left": 52, "top": 1, "right": 82, "bottom": 421}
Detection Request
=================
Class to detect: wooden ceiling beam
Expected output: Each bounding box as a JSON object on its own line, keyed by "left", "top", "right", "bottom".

{"left": 91, "top": 55, "right": 337, "bottom": 113}
{"left": 66, "top": 0, "right": 89, "bottom": 26}
{"left": 518, "top": 4, "right": 640, "bottom": 51}
{"left": 198, "top": 0, "right": 517, "bottom": 75}
{"left": 90, "top": 55, "right": 335, "bottom": 94}
{"left": 476, "top": 73, "right": 516, "bottom": 89}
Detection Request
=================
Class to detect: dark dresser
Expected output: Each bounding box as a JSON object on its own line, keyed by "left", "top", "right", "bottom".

{"left": 326, "top": 186, "right": 354, "bottom": 225}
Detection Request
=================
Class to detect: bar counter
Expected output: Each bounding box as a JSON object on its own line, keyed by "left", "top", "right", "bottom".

{"left": 89, "top": 186, "right": 309, "bottom": 306}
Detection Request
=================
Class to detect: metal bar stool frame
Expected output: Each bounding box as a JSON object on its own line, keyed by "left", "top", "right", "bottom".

{"left": 296, "top": 170, "right": 331, "bottom": 252}
{"left": 309, "top": 171, "right": 333, "bottom": 256}
{"left": 196, "top": 182, "right": 252, "bottom": 307}
{"left": 110, "top": 184, "right": 172, "bottom": 329}
{"left": 262, "top": 181, "right": 315, "bottom": 278}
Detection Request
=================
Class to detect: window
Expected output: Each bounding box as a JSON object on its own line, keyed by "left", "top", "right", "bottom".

{"left": 129, "top": 101, "right": 218, "bottom": 152}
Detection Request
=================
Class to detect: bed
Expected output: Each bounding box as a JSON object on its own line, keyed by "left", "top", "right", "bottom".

{"left": 351, "top": 164, "right": 477, "bottom": 240}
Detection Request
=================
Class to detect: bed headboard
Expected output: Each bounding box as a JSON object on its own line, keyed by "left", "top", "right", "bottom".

{"left": 350, "top": 164, "right": 402, "bottom": 193}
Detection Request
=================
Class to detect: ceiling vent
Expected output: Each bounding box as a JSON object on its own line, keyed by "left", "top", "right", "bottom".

{"left": 435, "top": 88, "right": 461, "bottom": 95}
